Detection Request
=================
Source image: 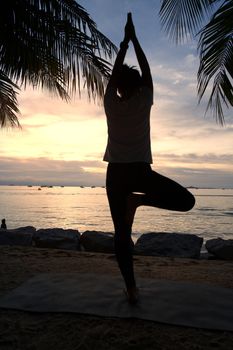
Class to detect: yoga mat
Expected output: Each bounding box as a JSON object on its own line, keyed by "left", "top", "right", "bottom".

{"left": 0, "top": 273, "right": 233, "bottom": 331}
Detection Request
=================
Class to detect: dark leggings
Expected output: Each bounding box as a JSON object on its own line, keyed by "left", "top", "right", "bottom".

{"left": 106, "top": 162, "right": 195, "bottom": 289}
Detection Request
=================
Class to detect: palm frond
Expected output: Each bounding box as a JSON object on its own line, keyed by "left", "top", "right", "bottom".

{"left": 198, "top": 0, "right": 233, "bottom": 124}
{"left": 81, "top": 55, "right": 112, "bottom": 101}
{"left": 0, "top": 0, "right": 117, "bottom": 127}
{"left": 160, "top": 0, "right": 216, "bottom": 43}
{"left": 0, "top": 71, "right": 20, "bottom": 127}
{"left": 53, "top": 20, "right": 113, "bottom": 99}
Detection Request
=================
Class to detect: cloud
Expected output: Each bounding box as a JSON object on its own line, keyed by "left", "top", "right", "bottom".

{"left": 151, "top": 64, "right": 196, "bottom": 86}
{"left": 151, "top": 152, "right": 233, "bottom": 188}
{"left": 0, "top": 110, "right": 107, "bottom": 161}
{"left": 184, "top": 54, "right": 198, "bottom": 67}
{"left": 0, "top": 157, "right": 107, "bottom": 186}
{"left": 155, "top": 152, "right": 233, "bottom": 165}
{"left": 0, "top": 154, "right": 232, "bottom": 188}
{"left": 154, "top": 83, "right": 178, "bottom": 97}
{"left": 18, "top": 88, "right": 104, "bottom": 129}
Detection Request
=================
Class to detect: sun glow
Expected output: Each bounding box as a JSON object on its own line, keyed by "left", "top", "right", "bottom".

{"left": 1, "top": 89, "right": 108, "bottom": 161}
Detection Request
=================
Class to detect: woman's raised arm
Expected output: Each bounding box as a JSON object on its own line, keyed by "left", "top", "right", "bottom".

{"left": 128, "top": 13, "right": 153, "bottom": 91}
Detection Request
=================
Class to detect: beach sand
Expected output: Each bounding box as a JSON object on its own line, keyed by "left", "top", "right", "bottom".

{"left": 0, "top": 245, "right": 233, "bottom": 349}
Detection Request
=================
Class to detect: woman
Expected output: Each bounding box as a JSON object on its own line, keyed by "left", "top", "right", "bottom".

{"left": 103, "top": 13, "right": 195, "bottom": 304}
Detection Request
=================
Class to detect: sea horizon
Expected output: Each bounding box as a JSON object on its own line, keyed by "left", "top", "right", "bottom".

{"left": 1, "top": 184, "right": 233, "bottom": 190}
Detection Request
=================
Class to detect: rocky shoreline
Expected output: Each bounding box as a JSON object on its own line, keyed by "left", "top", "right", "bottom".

{"left": 1, "top": 226, "right": 233, "bottom": 260}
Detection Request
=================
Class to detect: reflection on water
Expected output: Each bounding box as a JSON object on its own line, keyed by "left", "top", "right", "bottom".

{"left": 0, "top": 186, "right": 233, "bottom": 242}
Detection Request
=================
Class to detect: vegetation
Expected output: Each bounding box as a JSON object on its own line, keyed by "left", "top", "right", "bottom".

{"left": 160, "top": 0, "right": 233, "bottom": 124}
{"left": 0, "top": 0, "right": 117, "bottom": 127}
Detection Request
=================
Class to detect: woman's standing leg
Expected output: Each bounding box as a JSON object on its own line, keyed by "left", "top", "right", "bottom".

{"left": 107, "top": 189, "right": 136, "bottom": 287}
{"left": 106, "top": 163, "right": 137, "bottom": 301}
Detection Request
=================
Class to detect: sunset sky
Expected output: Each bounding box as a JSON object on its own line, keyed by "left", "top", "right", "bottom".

{"left": 0, "top": 0, "right": 232, "bottom": 188}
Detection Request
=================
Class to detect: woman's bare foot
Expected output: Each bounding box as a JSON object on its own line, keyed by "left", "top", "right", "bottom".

{"left": 125, "top": 193, "right": 144, "bottom": 227}
{"left": 124, "top": 286, "right": 139, "bottom": 305}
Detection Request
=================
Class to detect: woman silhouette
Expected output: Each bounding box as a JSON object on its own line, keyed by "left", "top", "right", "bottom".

{"left": 104, "top": 13, "right": 195, "bottom": 303}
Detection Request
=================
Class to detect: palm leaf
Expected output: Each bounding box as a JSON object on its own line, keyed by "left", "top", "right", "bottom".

{"left": 160, "top": 0, "right": 215, "bottom": 43}
{"left": 0, "top": 71, "right": 20, "bottom": 127}
{"left": 0, "top": 0, "right": 117, "bottom": 127}
{"left": 198, "top": 0, "right": 233, "bottom": 124}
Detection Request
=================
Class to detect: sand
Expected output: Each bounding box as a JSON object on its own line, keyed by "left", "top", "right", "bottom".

{"left": 0, "top": 245, "right": 233, "bottom": 349}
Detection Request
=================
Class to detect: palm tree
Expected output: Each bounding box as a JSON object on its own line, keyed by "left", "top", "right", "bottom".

{"left": 160, "top": 0, "right": 233, "bottom": 124}
{"left": 0, "top": 0, "right": 117, "bottom": 127}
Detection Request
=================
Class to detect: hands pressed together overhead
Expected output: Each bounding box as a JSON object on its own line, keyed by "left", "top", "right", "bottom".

{"left": 110, "top": 11, "right": 153, "bottom": 92}
{"left": 120, "top": 12, "right": 137, "bottom": 49}
{"left": 124, "top": 13, "right": 136, "bottom": 42}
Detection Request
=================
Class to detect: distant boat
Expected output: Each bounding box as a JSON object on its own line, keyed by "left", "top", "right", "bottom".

{"left": 27, "top": 185, "right": 33, "bottom": 187}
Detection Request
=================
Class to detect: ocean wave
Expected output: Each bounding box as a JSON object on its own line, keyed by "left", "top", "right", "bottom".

{"left": 223, "top": 211, "right": 233, "bottom": 216}
{"left": 196, "top": 194, "right": 233, "bottom": 197}
{"left": 197, "top": 207, "right": 217, "bottom": 211}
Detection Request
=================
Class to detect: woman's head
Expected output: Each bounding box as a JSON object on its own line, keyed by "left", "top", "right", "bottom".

{"left": 117, "top": 64, "right": 142, "bottom": 98}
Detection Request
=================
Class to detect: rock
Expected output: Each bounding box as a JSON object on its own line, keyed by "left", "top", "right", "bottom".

{"left": 34, "top": 228, "right": 80, "bottom": 250}
{"left": 80, "top": 231, "right": 115, "bottom": 254}
{"left": 0, "top": 226, "right": 36, "bottom": 246}
{"left": 134, "top": 232, "right": 203, "bottom": 258}
{"left": 205, "top": 238, "right": 233, "bottom": 260}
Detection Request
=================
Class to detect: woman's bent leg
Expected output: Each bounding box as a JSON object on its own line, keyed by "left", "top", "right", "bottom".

{"left": 138, "top": 169, "right": 195, "bottom": 212}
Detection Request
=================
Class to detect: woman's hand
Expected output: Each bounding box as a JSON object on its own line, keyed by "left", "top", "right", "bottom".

{"left": 124, "top": 12, "right": 136, "bottom": 43}
{"left": 125, "top": 13, "right": 136, "bottom": 41}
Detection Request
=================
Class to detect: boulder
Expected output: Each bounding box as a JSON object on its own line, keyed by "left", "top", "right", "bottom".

{"left": 34, "top": 228, "right": 80, "bottom": 250}
{"left": 205, "top": 238, "right": 233, "bottom": 260}
{"left": 0, "top": 226, "right": 35, "bottom": 246}
{"left": 134, "top": 232, "right": 203, "bottom": 258}
{"left": 80, "top": 231, "right": 115, "bottom": 254}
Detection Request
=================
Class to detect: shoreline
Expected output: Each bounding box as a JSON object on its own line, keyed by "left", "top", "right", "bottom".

{"left": 0, "top": 245, "right": 233, "bottom": 349}
{"left": 0, "top": 227, "right": 212, "bottom": 259}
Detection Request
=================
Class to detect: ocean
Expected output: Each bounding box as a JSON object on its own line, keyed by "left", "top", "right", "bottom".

{"left": 0, "top": 186, "right": 233, "bottom": 244}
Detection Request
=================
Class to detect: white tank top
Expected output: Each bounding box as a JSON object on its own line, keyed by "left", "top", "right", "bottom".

{"left": 103, "top": 86, "right": 153, "bottom": 163}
